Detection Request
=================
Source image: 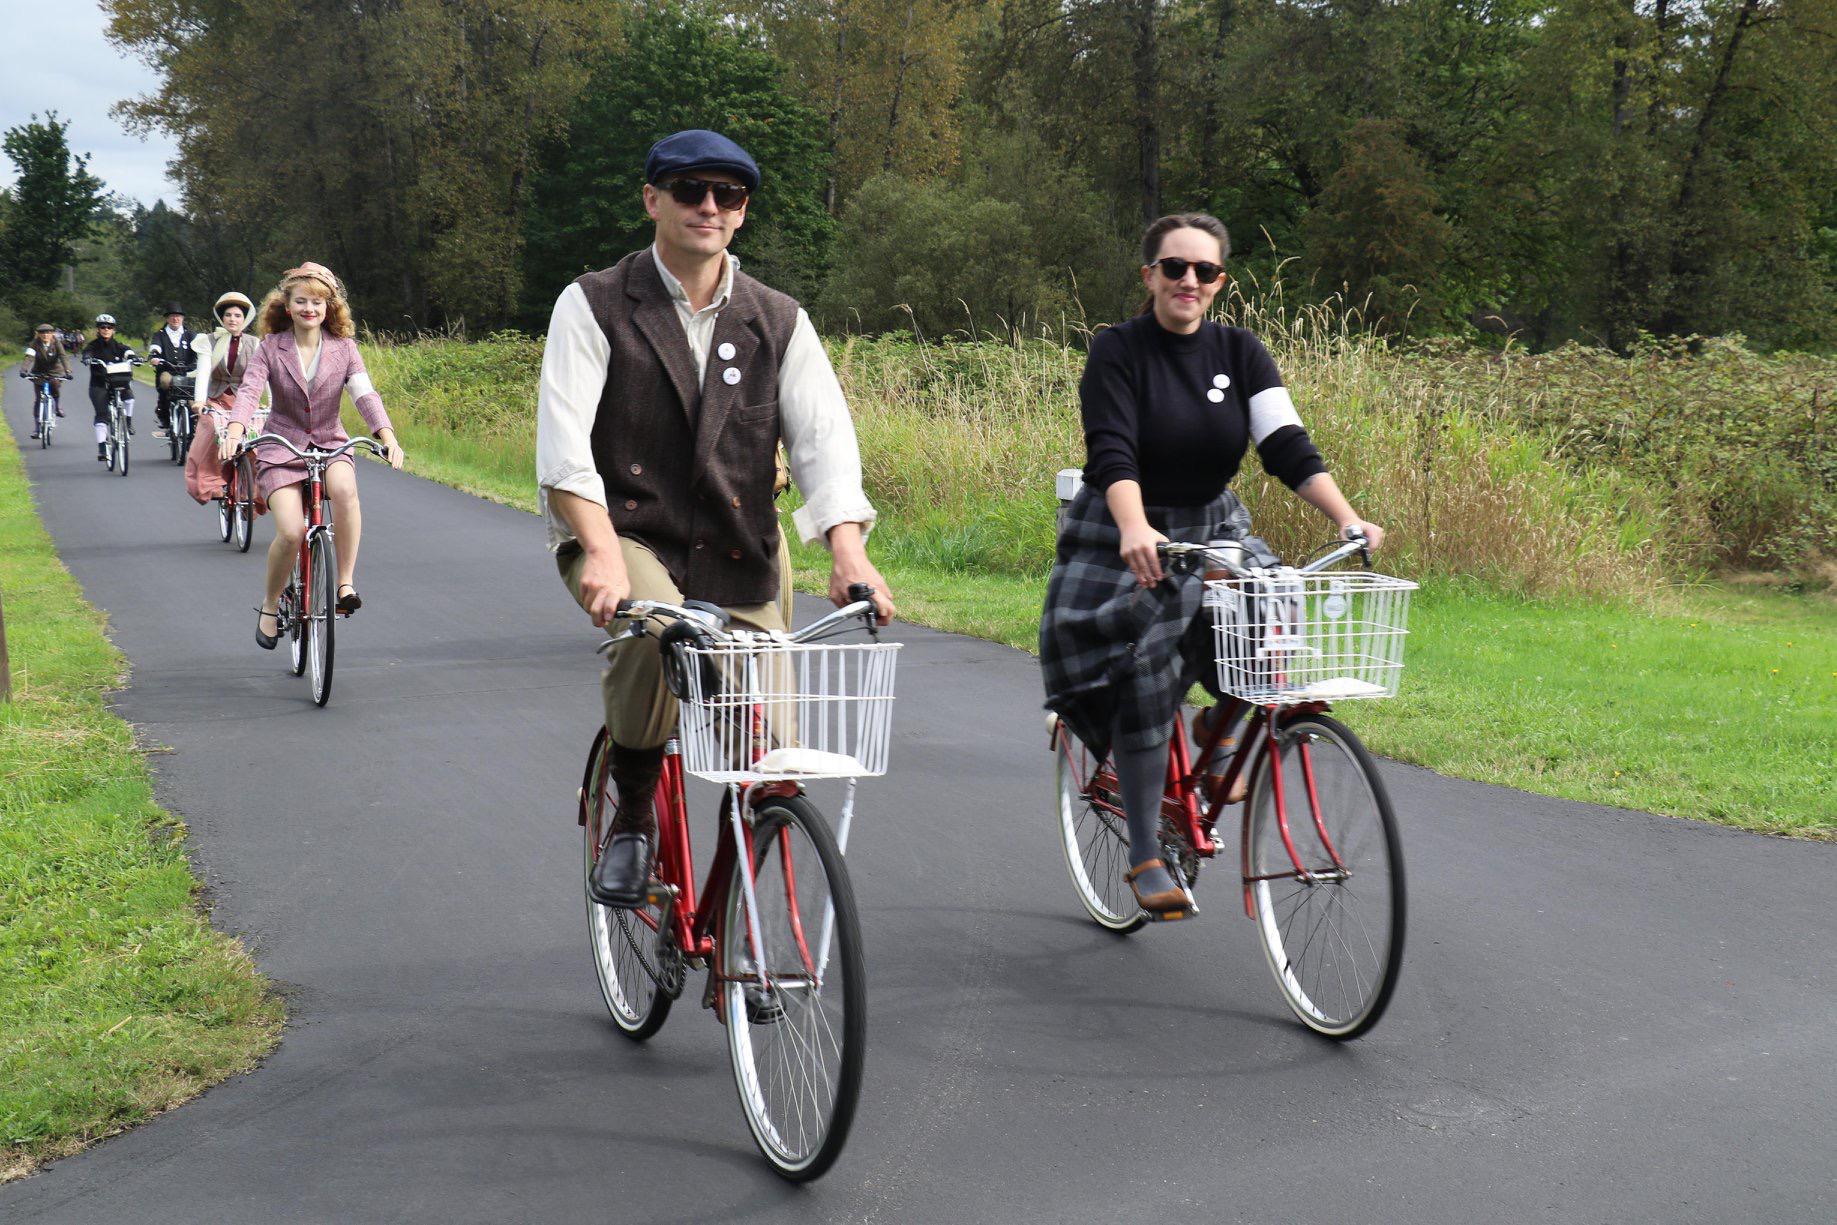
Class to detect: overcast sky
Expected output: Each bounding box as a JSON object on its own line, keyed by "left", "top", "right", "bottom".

{"left": 0, "top": 0, "right": 182, "bottom": 207}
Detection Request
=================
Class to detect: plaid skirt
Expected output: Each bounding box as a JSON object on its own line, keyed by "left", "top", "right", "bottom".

{"left": 1039, "top": 484, "right": 1276, "bottom": 758}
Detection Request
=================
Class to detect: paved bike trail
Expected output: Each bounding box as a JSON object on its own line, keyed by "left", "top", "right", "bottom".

{"left": 5, "top": 377, "right": 1834, "bottom": 1224}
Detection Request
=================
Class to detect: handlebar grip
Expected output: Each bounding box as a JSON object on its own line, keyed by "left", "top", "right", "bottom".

{"left": 846, "top": 582, "right": 876, "bottom": 605}
{"left": 614, "top": 599, "right": 633, "bottom": 615}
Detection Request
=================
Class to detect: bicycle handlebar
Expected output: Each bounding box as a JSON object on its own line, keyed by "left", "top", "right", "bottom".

{"left": 239, "top": 433, "right": 386, "bottom": 464}
{"left": 599, "top": 585, "right": 882, "bottom": 653}
{"left": 1159, "top": 527, "right": 1370, "bottom": 579}
{"left": 20, "top": 372, "right": 70, "bottom": 381}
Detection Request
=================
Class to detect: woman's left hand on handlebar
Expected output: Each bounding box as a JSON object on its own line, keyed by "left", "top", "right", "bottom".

{"left": 1341, "top": 519, "right": 1385, "bottom": 550}
{"left": 379, "top": 431, "right": 406, "bottom": 470}
{"left": 217, "top": 429, "right": 243, "bottom": 464}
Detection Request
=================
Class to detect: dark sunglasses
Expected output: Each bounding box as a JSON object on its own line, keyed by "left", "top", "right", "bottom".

{"left": 1152, "top": 257, "right": 1225, "bottom": 284}
{"left": 659, "top": 177, "right": 751, "bottom": 211}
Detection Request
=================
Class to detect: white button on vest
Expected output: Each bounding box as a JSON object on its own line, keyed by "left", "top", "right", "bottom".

{"left": 722, "top": 366, "right": 741, "bottom": 385}
{"left": 717, "top": 342, "right": 736, "bottom": 360}
{"left": 1213, "top": 373, "right": 1230, "bottom": 389}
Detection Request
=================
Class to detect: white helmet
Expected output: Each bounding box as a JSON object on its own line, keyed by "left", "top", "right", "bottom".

{"left": 94, "top": 313, "right": 116, "bottom": 326}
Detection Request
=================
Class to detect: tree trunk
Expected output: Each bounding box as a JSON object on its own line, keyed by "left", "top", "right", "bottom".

{"left": 1197, "top": 0, "right": 1235, "bottom": 201}
{"left": 1604, "top": 4, "right": 1638, "bottom": 351}
{"left": 1661, "top": 0, "right": 1761, "bottom": 334}
{"left": 826, "top": 10, "right": 850, "bottom": 214}
{"left": 1132, "top": 0, "right": 1161, "bottom": 224}
{"left": 884, "top": 3, "right": 917, "bottom": 172}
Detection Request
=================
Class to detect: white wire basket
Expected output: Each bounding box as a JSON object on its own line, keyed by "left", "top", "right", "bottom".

{"left": 1207, "top": 571, "right": 1417, "bottom": 705}
{"left": 677, "top": 637, "right": 902, "bottom": 783}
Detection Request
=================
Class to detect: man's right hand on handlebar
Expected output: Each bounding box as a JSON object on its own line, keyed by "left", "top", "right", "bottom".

{"left": 576, "top": 545, "right": 631, "bottom": 629}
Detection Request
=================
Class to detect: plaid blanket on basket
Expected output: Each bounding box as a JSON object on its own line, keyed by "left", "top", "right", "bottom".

{"left": 1039, "top": 484, "right": 1277, "bottom": 759}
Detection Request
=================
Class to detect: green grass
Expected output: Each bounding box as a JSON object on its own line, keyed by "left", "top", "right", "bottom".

{"left": 0, "top": 427, "right": 283, "bottom": 1181}
{"left": 356, "top": 332, "right": 1835, "bottom": 837}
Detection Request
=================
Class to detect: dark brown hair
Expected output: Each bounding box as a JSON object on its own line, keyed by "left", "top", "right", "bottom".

{"left": 1137, "top": 213, "right": 1231, "bottom": 315}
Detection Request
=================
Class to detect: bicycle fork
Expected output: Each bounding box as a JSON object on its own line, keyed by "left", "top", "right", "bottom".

{"left": 1240, "top": 713, "right": 1350, "bottom": 920}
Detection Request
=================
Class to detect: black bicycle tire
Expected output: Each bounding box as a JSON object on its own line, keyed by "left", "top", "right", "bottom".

{"left": 309, "top": 532, "right": 336, "bottom": 706}
{"left": 723, "top": 793, "right": 866, "bottom": 1182}
{"left": 581, "top": 735, "right": 674, "bottom": 1041}
{"left": 1245, "top": 713, "right": 1405, "bottom": 1040}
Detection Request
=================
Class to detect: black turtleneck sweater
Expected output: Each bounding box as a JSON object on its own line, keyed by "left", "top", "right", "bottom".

{"left": 1079, "top": 314, "right": 1326, "bottom": 506}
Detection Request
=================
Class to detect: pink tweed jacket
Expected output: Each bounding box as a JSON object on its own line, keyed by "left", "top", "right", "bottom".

{"left": 230, "top": 332, "right": 393, "bottom": 496}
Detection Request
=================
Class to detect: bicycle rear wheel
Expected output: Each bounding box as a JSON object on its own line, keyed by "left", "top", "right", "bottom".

{"left": 1245, "top": 713, "right": 1405, "bottom": 1039}
{"left": 581, "top": 736, "right": 674, "bottom": 1040}
{"left": 308, "top": 532, "right": 336, "bottom": 706}
{"left": 722, "top": 794, "right": 865, "bottom": 1181}
{"left": 218, "top": 485, "right": 234, "bottom": 542}
{"left": 284, "top": 581, "right": 306, "bottom": 676}
{"left": 1052, "top": 719, "right": 1148, "bottom": 933}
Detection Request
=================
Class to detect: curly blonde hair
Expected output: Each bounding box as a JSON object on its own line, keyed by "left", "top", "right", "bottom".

{"left": 258, "top": 270, "right": 355, "bottom": 338}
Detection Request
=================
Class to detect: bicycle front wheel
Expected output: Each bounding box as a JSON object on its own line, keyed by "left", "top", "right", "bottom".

{"left": 1245, "top": 713, "right": 1405, "bottom": 1039}
{"left": 722, "top": 794, "right": 865, "bottom": 1181}
{"left": 234, "top": 456, "right": 255, "bottom": 553}
{"left": 581, "top": 736, "right": 673, "bottom": 1040}
{"left": 307, "top": 532, "right": 336, "bottom": 706}
{"left": 1053, "top": 720, "right": 1147, "bottom": 933}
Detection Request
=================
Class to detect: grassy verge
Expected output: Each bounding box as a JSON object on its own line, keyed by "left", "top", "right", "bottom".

{"left": 0, "top": 428, "right": 282, "bottom": 1181}
{"left": 356, "top": 333, "right": 1834, "bottom": 837}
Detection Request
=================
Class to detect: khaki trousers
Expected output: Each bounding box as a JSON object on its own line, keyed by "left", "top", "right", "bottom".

{"left": 562, "top": 533, "right": 793, "bottom": 750}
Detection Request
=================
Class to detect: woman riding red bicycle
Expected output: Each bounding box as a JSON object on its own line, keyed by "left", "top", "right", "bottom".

{"left": 1040, "top": 213, "right": 1385, "bottom": 917}
{"left": 219, "top": 262, "right": 404, "bottom": 649}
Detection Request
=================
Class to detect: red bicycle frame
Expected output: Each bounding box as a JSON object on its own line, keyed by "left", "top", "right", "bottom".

{"left": 577, "top": 702, "right": 809, "bottom": 993}
{"left": 1053, "top": 695, "right": 1343, "bottom": 920}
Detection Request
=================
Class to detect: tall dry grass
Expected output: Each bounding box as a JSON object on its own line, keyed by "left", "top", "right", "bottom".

{"left": 360, "top": 295, "right": 1831, "bottom": 599}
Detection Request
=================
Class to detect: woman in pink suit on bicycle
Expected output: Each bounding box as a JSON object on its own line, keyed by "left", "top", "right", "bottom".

{"left": 218, "top": 262, "right": 406, "bottom": 649}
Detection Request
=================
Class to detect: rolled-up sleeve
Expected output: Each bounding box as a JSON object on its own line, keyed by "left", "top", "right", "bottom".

{"left": 779, "top": 310, "right": 876, "bottom": 546}
{"left": 343, "top": 344, "right": 394, "bottom": 435}
{"left": 536, "top": 283, "right": 612, "bottom": 550}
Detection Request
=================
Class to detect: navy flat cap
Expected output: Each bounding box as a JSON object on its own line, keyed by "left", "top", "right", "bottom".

{"left": 646, "top": 130, "right": 760, "bottom": 192}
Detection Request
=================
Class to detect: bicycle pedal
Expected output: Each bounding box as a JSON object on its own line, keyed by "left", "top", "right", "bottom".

{"left": 643, "top": 881, "right": 677, "bottom": 908}
{"left": 1148, "top": 906, "right": 1196, "bottom": 923}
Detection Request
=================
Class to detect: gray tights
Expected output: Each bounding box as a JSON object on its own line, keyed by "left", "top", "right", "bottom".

{"left": 1111, "top": 715, "right": 1178, "bottom": 894}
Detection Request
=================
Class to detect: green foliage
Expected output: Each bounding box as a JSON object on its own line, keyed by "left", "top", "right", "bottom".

{"left": 0, "top": 428, "right": 281, "bottom": 1178}
{"left": 521, "top": 6, "right": 835, "bottom": 315}
{"left": 817, "top": 127, "right": 1129, "bottom": 339}
{"left": 0, "top": 113, "right": 105, "bottom": 303}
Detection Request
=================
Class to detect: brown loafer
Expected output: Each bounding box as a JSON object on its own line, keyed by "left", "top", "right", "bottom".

{"left": 1126, "top": 860, "right": 1191, "bottom": 917}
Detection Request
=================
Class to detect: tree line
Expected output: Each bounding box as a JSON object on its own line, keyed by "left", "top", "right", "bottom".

{"left": 8, "top": 0, "right": 1835, "bottom": 351}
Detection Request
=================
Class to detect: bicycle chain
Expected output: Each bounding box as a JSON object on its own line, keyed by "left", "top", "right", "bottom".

{"left": 616, "top": 898, "right": 686, "bottom": 999}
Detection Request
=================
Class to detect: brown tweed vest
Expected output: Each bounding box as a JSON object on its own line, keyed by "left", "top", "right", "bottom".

{"left": 575, "top": 249, "right": 801, "bottom": 605}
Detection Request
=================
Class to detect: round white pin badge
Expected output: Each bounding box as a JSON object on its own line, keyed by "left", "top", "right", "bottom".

{"left": 1213, "top": 374, "right": 1230, "bottom": 389}
{"left": 723, "top": 367, "right": 741, "bottom": 385}
{"left": 718, "top": 342, "right": 736, "bottom": 360}
{"left": 1206, "top": 388, "right": 1225, "bottom": 403}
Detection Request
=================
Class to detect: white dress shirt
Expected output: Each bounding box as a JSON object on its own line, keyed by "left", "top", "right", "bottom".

{"left": 536, "top": 247, "right": 877, "bottom": 552}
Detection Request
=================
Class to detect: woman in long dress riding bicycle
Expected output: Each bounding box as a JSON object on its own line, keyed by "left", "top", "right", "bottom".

{"left": 218, "top": 263, "right": 405, "bottom": 649}
{"left": 186, "top": 291, "right": 266, "bottom": 513}
{"left": 1039, "top": 213, "right": 1385, "bottom": 916}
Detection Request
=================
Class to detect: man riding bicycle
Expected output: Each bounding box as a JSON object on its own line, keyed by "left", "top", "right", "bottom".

{"left": 20, "top": 323, "right": 70, "bottom": 439}
{"left": 536, "top": 128, "right": 893, "bottom": 909}
{"left": 146, "top": 300, "right": 206, "bottom": 440}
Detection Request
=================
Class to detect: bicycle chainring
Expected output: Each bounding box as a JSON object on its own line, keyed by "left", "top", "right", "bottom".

{"left": 616, "top": 905, "right": 686, "bottom": 999}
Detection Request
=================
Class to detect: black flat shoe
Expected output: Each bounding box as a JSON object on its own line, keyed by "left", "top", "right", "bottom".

{"left": 588, "top": 832, "right": 655, "bottom": 908}
{"left": 254, "top": 605, "right": 280, "bottom": 650}
{"left": 335, "top": 584, "right": 362, "bottom": 614}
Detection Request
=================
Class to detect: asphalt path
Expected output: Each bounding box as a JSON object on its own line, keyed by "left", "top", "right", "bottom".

{"left": 4, "top": 373, "right": 1834, "bottom": 1223}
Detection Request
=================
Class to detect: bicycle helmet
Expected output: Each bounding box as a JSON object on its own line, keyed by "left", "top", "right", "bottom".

{"left": 95, "top": 313, "right": 116, "bottom": 326}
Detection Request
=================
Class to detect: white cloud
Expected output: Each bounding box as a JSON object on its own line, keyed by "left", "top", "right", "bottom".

{"left": 0, "top": 0, "right": 182, "bottom": 207}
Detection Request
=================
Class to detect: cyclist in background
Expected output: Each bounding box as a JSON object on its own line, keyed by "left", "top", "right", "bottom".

{"left": 186, "top": 290, "right": 264, "bottom": 510}
{"left": 147, "top": 300, "right": 206, "bottom": 440}
{"left": 536, "top": 128, "right": 891, "bottom": 908}
{"left": 1039, "top": 212, "right": 1385, "bottom": 916}
{"left": 20, "top": 323, "right": 70, "bottom": 438}
{"left": 218, "top": 262, "right": 405, "bottom": 648}
{"left": 80, "top": 315, "right": 139, "bottom": 462}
